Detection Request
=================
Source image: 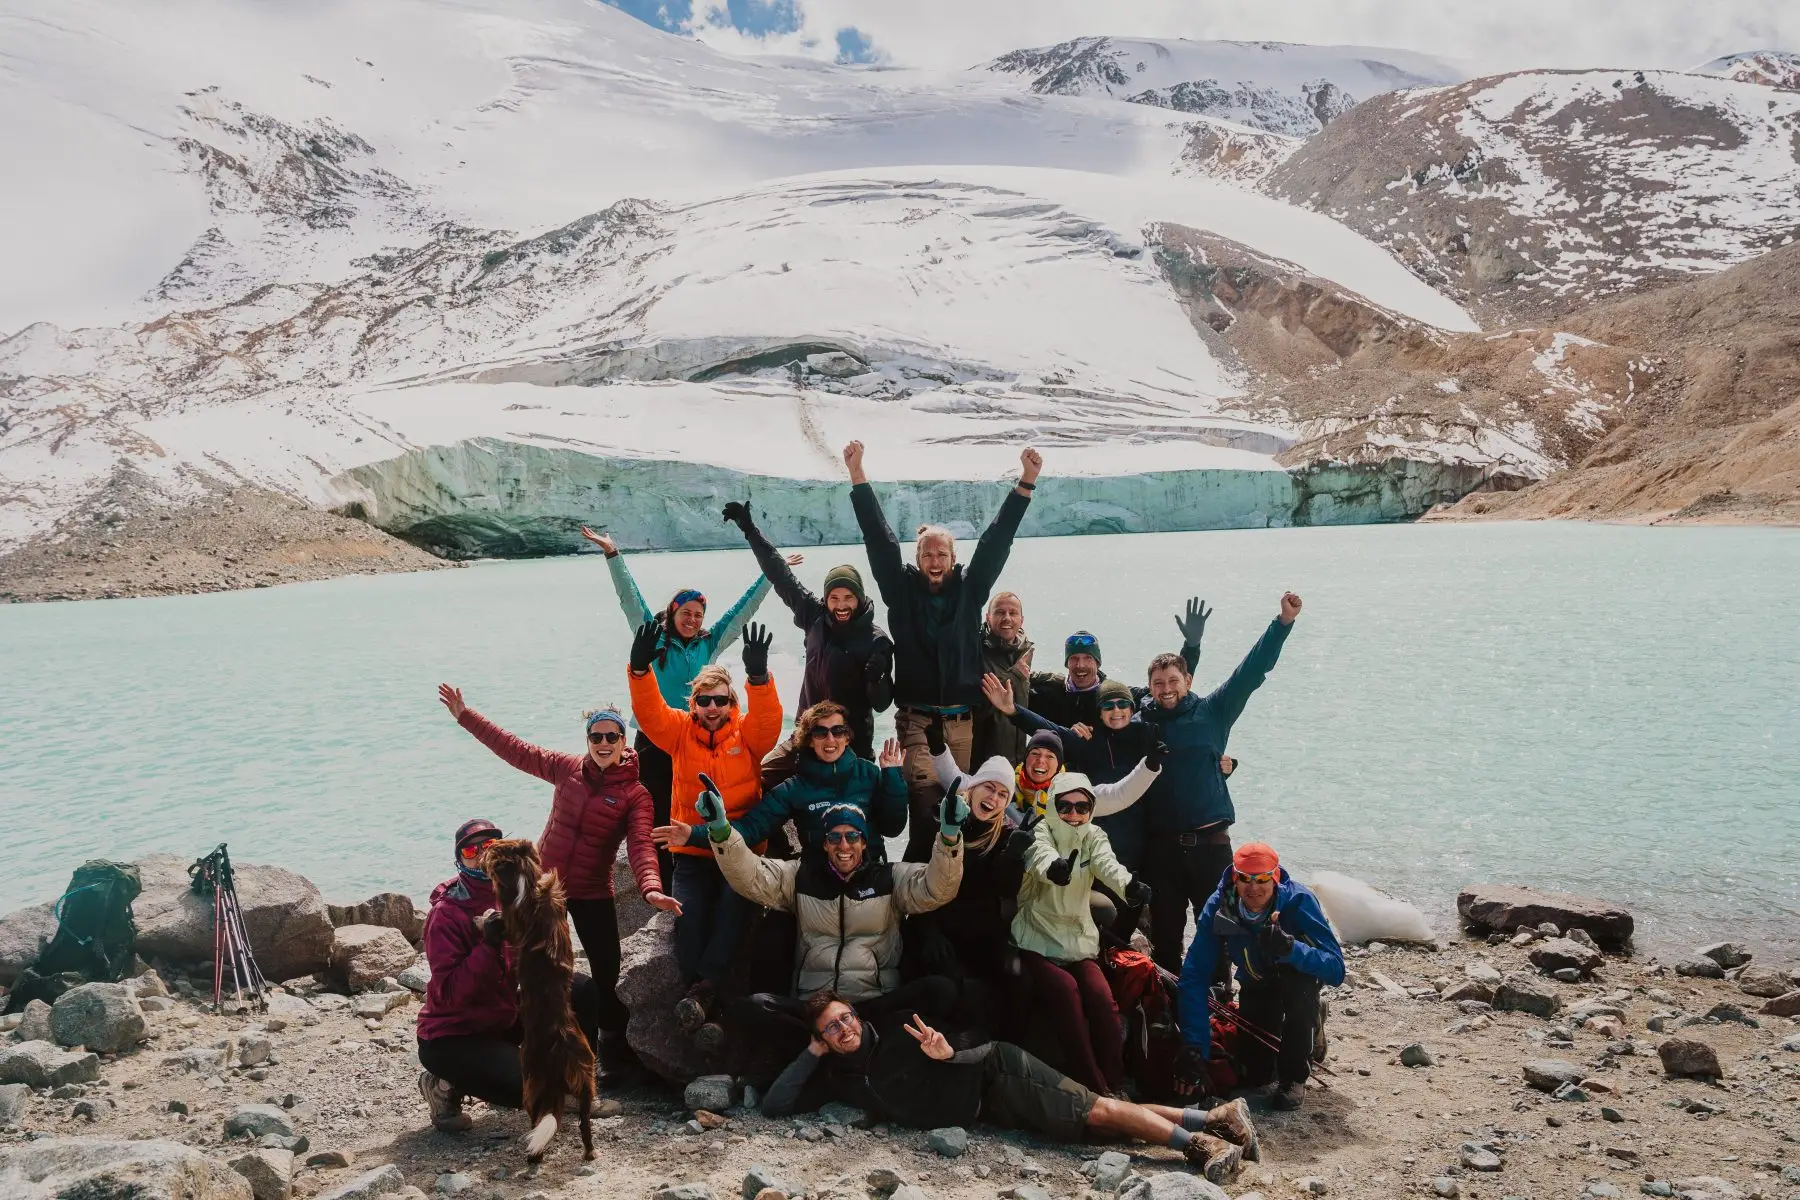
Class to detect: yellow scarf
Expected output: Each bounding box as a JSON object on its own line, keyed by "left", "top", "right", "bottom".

{"left": 1011, "top": 763, "right": 1059, "bottom": 818}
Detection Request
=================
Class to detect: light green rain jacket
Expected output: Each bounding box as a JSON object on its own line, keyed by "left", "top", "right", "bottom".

{"left": 1009, "top": 773, "right": 1133, "bottom": 965}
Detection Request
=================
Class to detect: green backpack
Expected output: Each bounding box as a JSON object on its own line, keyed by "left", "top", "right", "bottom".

{"left": 3, "top": 860, "right": 142, "bottom": 1013}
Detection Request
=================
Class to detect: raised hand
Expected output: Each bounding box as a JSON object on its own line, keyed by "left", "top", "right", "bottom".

{"left": 721, "top": 500, "right": 754, "bottom": 532}
{"left": 1175, "top": 597, "right": 1211, "bottom": 647}
{"left": 904, "top": 1013, "right": 954, "bottom": 1061}
{"left": 652, "top": 820, "right": 694, "bottom": 849}
{"left": 843, "top": 440, "right": 867, "bottom": 484}
{"left": 1070, "top": 722, "right": 1094, "bottom": 741}
{"left": 1019, "top": 447, "right": 1043, "bottom": 484}
{"left": 878, "top": 738, "right": 904, "bottom": 769}
{"left": 980, "top": 671, "right": 1016, "bottom": 715}
{"left": 1046, "top": 849, "right": 1080, "bottom": 886}
{"left": 924, "top": 714, "right": 947, "bottom": 758}
{"left": 938, "top": 791, "right": 969, "bottom": 838}
{"left": 695, "top": 775, "right": 731, "bottom": 841}
{"left": 1279, "top": 592, "right": 1303, "bottom": 625}
{"left": 1145, "top": 740, "right": 1169, "bottom": 771}
{"left": 741, "top": 622, "right": 772, "bottom": 679}
{"left": 438, "top": 683, "right": 466, "bottom": 720}
{"left": 1260, "top": 914, "right": 1295, "bottom": 962}
{"left": 579, "top": 526, "right": 617, "bottom": 556}
{"left": 629, "top": 620, "right": 662, "bottom": 675}
{"left": 645, "top": 891, "right": 683, "bottom": 916}
{"left": 785, "top": 552, "right": 804, "bottom": 568}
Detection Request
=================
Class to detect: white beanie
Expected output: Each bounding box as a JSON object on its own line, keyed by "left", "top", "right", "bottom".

{"left": 961, "top": 755, "right": 1015, "bottom": 794}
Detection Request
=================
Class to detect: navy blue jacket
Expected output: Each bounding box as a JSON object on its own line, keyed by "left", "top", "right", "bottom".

{"left": 1178, "top": 867, "right": 1345, "bottom": 1055}
{"left": 1139, "top": 618, "right": 1291, "bottom": 834}
{"left": 1009, "top": 705, "right": 1157, "bottom": 872}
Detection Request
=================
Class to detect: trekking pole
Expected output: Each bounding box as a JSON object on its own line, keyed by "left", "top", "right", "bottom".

{"left": 212, "top": 881, "right": 226, "bottom": 1011}
{"left": 1207, "top": 999, "right": 1337, "bottom": 1083}
{"left": 220, "top": 886, "right": 267, "bottom": 1009}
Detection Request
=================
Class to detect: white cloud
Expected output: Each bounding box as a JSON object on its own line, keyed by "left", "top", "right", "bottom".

{"left": 769, "top": 0, "right": 1799, "bottom": 75}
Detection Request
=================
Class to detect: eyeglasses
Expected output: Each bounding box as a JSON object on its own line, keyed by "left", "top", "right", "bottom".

{"left": 824, "top": 830, "right": 865, "bottom": 845}
{"left": 1236, "top": 869, "right": 1277, "bottom": 886}
{"left": 1099, "top": 699, "right": 1134, "bottom": 712}
{"left": 1054, "top": 799, "right": 1093, "bottom": 815}
{"left": 810, "top": 725, "right": 852, "bottom": 741}
{"left": 588, "top": 730, "right": 624, "bottom": 744}
{"left": 692, "top": 694, "right": 732, "bottom": 709}
{"left": 458, "top": 837, "right": 496, "bottom": 862}
{"left": 818, "top": 1012, "right": 857, "bottom": 1039}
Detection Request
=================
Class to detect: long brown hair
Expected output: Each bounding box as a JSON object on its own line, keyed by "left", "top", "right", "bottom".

{"left": 793, "top": 700, "right": 849, "bottom": 748}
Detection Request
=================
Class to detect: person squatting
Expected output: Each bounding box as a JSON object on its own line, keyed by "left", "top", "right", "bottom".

{"left": 420, "top": 443, "right": 1340, "bottom": 1183}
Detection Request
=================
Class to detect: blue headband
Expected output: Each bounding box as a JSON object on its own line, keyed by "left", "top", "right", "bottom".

{"left": 586, "top": 708, "right": 627, "bottom": 733}
{"left": 672, "top": 589, "right": 706, "bottom": 608}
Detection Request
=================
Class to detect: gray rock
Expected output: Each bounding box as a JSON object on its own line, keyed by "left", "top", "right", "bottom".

{"left": 16, "top": 999, "right": 53, "bottom": 1042}
{"left": 1732, "top": 964, "right": 1787, "bottom": 997}
{"left": 1552, "top": 967, "right": 1583, "bottom": 983}
{"left": 1432, "top": 1180, "right": 1460, "bottom": 1198}
{"left": 140, "top": 995, "right": 175, "bottom": 1013}
{"left": 1760, "top": 990, "right": 1800, "bottom": 1018}
{"left": 308, "top": 1151, "right": 353, "bottom": 1169}
{"left": 226, "top": 1102, "right": 297, "bottom": 1139}
{"left": 1495, "top": 972, "right": 1562, "bottom": 1018}
{"left": 352, "top": 991, "right": 411, "bottom": 1020}
{"left": 130, "top": 969, "right": 170, "bottom": 998}
{"left": 230, "top": 1148, "right": 296, "bottom": 1200}
{"left": 1456, "top": 885, "right": 1633, "bottom": 948}
{"left": 1657, "top": 1038, "right": 1722, "bottom": 1079}
{"left": 1531, "top": 937, "right": 1603, "bottom": 976}
{"left": 888, "top": 1189, "right": 931, "bottom": 1200}
{"left": 1119, "top": 1175, "right": 1231, "bottom": 1200}
{"left": 1640, "top": 1184, "right": 1673, "bottom": 1198}
{"left": 1092, "top": 1149, "right": 1133, "bottom": 1191}
{"left": 1584, "top": 1185, "right": 1621, "bottom": 1199}
{"left": 238, "top": 1036, "right": 274, "bottom": 1068}
{"left": 619, "top": 914, "right": 707, "bottom": 1082}
{"left": 328, "top": 926, "right": 418, "bottom": 993}
{"left": 0, "top": 1040, "right": 100, "bottom": 1087}
{"left": 1464, "top": 962, "right": 1503, "bottom": 986}
{"left": 1460, "top": 1143, "right": 1502, "bottom": 1172}
{"left": 434, "top": 1174, "right": 473, "bottom": 1195}
{"left": 260, "top": 1134, "right": 310, "bottom": 1155}
{"left": 866, "top": 1166, "right": 904, "bottom": 1194}
{"left": 1704, "top": 1002, "right": 1757, "bottom": 1026}
{"left": 1439, "top": 980, "right": 1494, "bottom": 1005}
{"left": 1782, "top": 1033, "right": 1800, "bottom": 1052}
{"left": 1400, "top": 1042, "right": 1435, "bottom": 1067}
{"left": 396, "top": 961, "right": 431, "bottom": 994}
{"left": 174, "top": 1045, "right": 231, "bottom": 1073}
{"left": 683, "top": 1074, "right": 737, "bottom": 1112}
{"left": 49, "top": 981, "right": 146, "bottom": 1052}
{"left": 132, "top": 854, "right": 335, "bottom": 982}
{"left": 314, "top": 1164, "right": 406, "bottom": 1200}
{"left": 1674, "top": 956, "right": 1725, "bottom": 979}
{"left": 0, "top": 1081, "right": 29, "bottom": 1126}
{"left": 0, "top": 1136, "right": 253, "bottom": 1199}
{"left": 1602, "top": 1106, "right": 1624, "bottom": 1122}
{"left": 0, "top": 902, "right": 57, "bottom": 986}
{"left": 653, "top": 1186, "right": 717, "bottom": 1200}
{"left": 741, "top": 1164, "right": 803, "bottom": 1199}
{"left": 1002, "top": 1188, "right": 1053, "bottom": 1200}
{"left": 925, "top": 1125, "right": 967, "bottom": 1157}
{"left": 1523, "top": 1059, "right": 1585, "bottom": 1092}
{"left": 1567, "top": 928, "right": 1597, "bottom": 949}
{"left": 817, "top": 1100, "right": 865, "bottom": 1127}
{"left": 327, "top": 894, "right": 425, "bottom": 942}
{"left": 1698, "top": 942, "right": 1752, "bottom": 969}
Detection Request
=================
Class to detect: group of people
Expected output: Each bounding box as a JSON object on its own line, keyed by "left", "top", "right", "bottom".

{"left": 411, "top": 443, "right": 1345, "bottom": 1181}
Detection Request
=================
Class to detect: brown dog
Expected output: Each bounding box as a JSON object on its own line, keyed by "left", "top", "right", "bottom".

{"left": 480, "top": 838, "right": 595, "bottom": 1162}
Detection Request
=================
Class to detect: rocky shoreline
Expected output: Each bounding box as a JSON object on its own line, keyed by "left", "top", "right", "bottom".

{"left": 3, "top": 858, "right": 1800, "bottom": 1200}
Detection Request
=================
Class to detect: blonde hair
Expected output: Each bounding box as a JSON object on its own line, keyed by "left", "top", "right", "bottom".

{"left": 915, "top": 524, "right": 956, "bottom": 563}
{"left": 987, "top": 591, "right": 1022, "bottom": 620}
{"left": 962, "top": 781, "right": 1012, "bottom": 854}
{"left": 687, "top": 664, "right": 737, "bottom": 707}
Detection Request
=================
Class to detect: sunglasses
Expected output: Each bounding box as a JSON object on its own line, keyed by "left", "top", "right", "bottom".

{"left": 1099, "top": 699, "right": 1134, "bottom": 712}
{"left": 1067, "top": 635, "right": 1099, "bottom": 650}
{"left": 1236, "top": 869, "right": 1277, "bottom": 886}
{"left": 810, "top": 725, "right": 852, "bottom": 741}
{"left": 818, "top": 1012, "right": 857, "bottom": 1039}
{"left": 692, "top": 694, "right": 732, "bottom": 709}
{"left": 588, "top": 729, "right": 624, "bottom": 745}
{"left": 1054, "top": 799, "right": 1094, "bottom": 815}
{"left": 824, "top": 830, "right": 865, "bottom": 845}
{"left": 458, "top": 837, "right": 496, "bottom": 862}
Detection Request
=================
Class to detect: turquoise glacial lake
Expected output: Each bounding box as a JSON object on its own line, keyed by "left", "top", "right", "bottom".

{"left": 3, "top": 522, "right": 1796, "bottom": 954}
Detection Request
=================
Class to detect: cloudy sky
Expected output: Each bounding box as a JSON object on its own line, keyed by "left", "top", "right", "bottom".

{"left": 607, "top": 0, "right": 1796, "bottom": 73}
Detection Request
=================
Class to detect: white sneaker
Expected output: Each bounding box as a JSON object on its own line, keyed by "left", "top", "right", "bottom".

{"left": 419, "top": 1070, "right": 472, "bottom": 1132}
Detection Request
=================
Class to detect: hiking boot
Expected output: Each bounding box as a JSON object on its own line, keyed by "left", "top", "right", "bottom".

{"left": 674, "top": 982, "right": 715, "bottom": 1034}
{"left": 694, "top": 1021, "right": 728, "bottom": 1055}
{"left": 418, "top": 1070, "right": 471, "bottom": 1132}
{"left": 1183, "top": 1132, "right": 1243, "bottom": 1183}
{"left": 597, "top": 1029, "right": 643, "bottom": 1088}
{"left": 1203, "top": 1097, "right": 1260, "bottom": 1162}
{"left": 1270, "top": 1081, "right": 1304, "bottom": 1112}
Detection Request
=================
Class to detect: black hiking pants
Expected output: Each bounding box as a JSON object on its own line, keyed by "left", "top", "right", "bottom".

{"left": 1236, "top": 965, "right": 1322, "bottom": 1089}
{"left": 635, "top": 732, "right": 675, "bottom": 889}
{"left": 565, "top": 898, "right": 628, "bottom": 1036}
{"left": 1146, "top": 827, "right": 1233, "bottom": 978}
{"left": 417, "top": 975, "right": 600, "bottom": 1108}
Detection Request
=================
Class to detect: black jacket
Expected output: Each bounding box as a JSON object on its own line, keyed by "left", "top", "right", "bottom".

{"left": 741, "top": 516, "right": 894, "bottom": 758}
{"left": 762, "top": 1013, "right": 984, "bottom": 1127}
{"left": 851, "top": 483, "right": 1030, "bottom": 710}
{"left": 1009, "top": 707, "right": 1159, "bottom": 871}
{"left": 907, "top": 814, "right": 1028, "bottom": 981}
{"left": 1027, "top": 640, "right": 1198, "bottom": 729}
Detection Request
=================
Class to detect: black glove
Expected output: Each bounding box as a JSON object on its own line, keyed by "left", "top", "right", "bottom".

{"left": 924, "top": 714, "right": 947, "bottom": 758}
{"left": 480, "top": 910, "right": 506, "bottom": 948}
{"left": 1144, "top": 740, "right": 1168, "bottom": 771}
{"left": 741, "top": 622, "right": 772, "bottom": 679}
{"left": 1124, "top": 877, "right": 1152, "bottom": 907}
{"left": 721, "top": 500, "right": 754, "bottom": 533}
{"left": 1260, "top": 918, "right": 1296, "bottom": 963}
{"left": 1173, "top": 1044, "right": 1210, "bottom": 1097}
{"left": 1045, "top": 849, "right": 1080, "bottom": 887}
{"left": 629, "top": 620, "right": 662, "bottom": 674}
{"left": 1174, "top": 597, "right": 1211, "bottom": 648}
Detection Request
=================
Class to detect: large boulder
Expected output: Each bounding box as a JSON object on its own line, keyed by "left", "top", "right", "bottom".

{"left": 0, "top": 902, "right": 57, "bottom": 986}
{"left": 0, "top": 1041, "right": 101, "bottom": 1087}
{"left": 612, "top": 857, "right": 654, "bottom": 943}
{"left": 326, "top": 894, "right": 424, "bottom": 943}
{"left": 132, "top": 855, "right": 334, "bottom": 982}
{"left": 1734, "top": 965, "right": 1790, "bottom": 998}
{"left": 0, "top": 1136, "right": 252, "bottom": 1200}
{"left": 1658, "top": 1037, "right": 1722, "bottom": 1080}
{"left": 50, "top": 982, "right": 146, "bottom": 1053}
{"left": 1759, "top": 991, "right": 1800, "bottom": 1018}
{"left": 1457, "top": 885, "right": 1633, "bottom": 949}
{"left": 618, "top": 913, "right": 707, "bottom": 1082}
{"left": 328, "top": 926, "right": 418, "bottom": 992}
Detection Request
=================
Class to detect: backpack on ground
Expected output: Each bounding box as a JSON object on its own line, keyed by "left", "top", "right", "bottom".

{"left": 3, "top": 860, "right": 142, "bottom": 1013}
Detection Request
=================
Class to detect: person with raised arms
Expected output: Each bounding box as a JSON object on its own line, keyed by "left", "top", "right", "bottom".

{"left": 843, "top": 440, "right": 1040, "bottom": 861}
{"left": 1026, "top": 603, "right": 1208, "bottom": 729}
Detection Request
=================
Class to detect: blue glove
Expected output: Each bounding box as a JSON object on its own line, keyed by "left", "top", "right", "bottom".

{"left": 938, "top": 792, "right": 969, "bottom": 840}
{"left": 695, "top": 773, "right": 731, "bottom": 843}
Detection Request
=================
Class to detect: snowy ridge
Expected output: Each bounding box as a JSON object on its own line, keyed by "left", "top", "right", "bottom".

{"left": 979, "top": 37, "right": 1464, "bottom": 136}
{"left": 1694, "top": 50, "right": 1800, "bottom": 92}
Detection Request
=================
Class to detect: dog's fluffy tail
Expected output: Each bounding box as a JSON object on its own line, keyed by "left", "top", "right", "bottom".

{"left": 524, "top": 1114, "right": 558, "bottom": 1159}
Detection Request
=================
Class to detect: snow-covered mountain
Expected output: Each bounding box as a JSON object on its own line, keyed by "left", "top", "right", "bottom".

{"left": 1263, "top": 69, "right": 1800, "bottom": 324}
{"left": 978, "top": 38, "right": 1464, "bottom": 136}
{"left": 1695, "top": 50, "right": 1800, "bottom": 92}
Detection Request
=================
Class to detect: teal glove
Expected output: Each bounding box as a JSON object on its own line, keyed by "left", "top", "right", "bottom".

{"left": 696, "top": 773, "right": 731, "bottom": 843}
{"left": 938, "top": 792, "right": 969, "bottom": 840}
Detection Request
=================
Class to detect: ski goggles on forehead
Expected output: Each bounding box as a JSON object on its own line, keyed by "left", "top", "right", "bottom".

{"left": 458, "top": 837, "right": 497, "bottom": 863}
{"left": 1236, "top": 868, "right": 1277, "bottom": 885}
{"left": 1066, "top": 635, "right": 1099, "bottom": 652}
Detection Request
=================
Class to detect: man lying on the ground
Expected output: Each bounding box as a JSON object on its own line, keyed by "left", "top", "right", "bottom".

{"left": 762, "top": 990, "right": 1260, "bottom": 1183}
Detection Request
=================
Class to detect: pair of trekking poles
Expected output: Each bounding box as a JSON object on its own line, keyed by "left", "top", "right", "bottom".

{"left": 189, "top": 844, "right": 269, "bottom": 1014}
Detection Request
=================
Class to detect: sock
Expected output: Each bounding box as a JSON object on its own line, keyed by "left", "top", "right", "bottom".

{"left": 1180, "top": 1106, "right": 1210, "bottom": 1131}
{"left": 1166, "top": 1126, "right": 1194, "bottom": 1150}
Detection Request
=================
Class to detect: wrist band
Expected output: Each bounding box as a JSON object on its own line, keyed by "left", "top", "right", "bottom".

{"left": 1017, "top": 479, "right": 1036, "bottom": 491}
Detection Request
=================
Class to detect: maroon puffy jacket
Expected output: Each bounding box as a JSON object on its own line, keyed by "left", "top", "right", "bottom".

{"left": 457, "top": 709, "right": 662, "bottom": 902}
{"left": 417, "top": 874, "right": 516, "bottom": 1042}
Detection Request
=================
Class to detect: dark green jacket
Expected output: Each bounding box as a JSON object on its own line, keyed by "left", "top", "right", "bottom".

{"left": 692, "top": 749, "right": 908, "bottom": 854}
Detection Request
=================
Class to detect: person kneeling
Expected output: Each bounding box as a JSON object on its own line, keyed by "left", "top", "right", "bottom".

{"left": 765, "top": 992, "right": 1259, "bottom": 1184}
{"left": 414, "top": 820, "right": 618, "bottom": 1131}
{"left": 1176, "top": 842, "right": 1345, "bottom": 1111}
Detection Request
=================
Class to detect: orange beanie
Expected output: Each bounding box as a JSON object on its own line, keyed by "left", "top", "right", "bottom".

{"left": 1233, "top": 842, "right": 1279, "bottom": 874}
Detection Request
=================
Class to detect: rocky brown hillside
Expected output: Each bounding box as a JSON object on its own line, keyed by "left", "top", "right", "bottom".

{"left": 1263, "top": 70, "right": 1800, "bottom": 327}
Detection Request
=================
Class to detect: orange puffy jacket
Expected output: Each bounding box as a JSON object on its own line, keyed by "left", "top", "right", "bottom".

{"left": 628, "top": 669, "right": 783, "bottom": 857}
